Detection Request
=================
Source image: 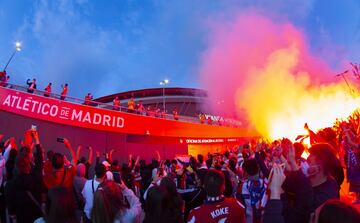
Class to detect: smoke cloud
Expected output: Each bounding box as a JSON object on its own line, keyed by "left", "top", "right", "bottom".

{"left": 199, "top": 11, "right": 360, "bottom": 139}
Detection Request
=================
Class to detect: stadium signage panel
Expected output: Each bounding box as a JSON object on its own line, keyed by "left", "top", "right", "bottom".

{"left": 184, "top": 138, "right": 239, "bottom": 144}
{"left": 1, "top": 91, "right": 124, "bottom": 129}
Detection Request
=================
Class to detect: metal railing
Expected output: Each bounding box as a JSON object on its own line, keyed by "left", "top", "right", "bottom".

{"left": 1, "top": 82, "right": 242, "bottom": 128}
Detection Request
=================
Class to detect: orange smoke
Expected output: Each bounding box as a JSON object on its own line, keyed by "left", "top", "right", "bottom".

{"left": 236, "top": 45, "right": 360, "bottom": 140}
{"left": 200, "top": 12, "right": 359, "bottom": 141}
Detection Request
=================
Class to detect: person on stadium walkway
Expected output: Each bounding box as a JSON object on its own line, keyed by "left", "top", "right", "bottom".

{"left": 26, "top": 78, "right": 37, "bottom": 93}
{"left": 128, "top": 97, "right": 135, "bottom": 113}
{"left": 0, "top": 70, "right": 6, "bottom": 83}
{"left": 173, "top": 108, "right": 179, "bottom": 120}
{"left": 84, "top": 93, "right": 93, "bottom": 106}
{"left": 60, "top": 83, "right": 68, "bottom": 100}
{"left": 187, "top": 169, "right": 246, "bottom": 223}
{"left": 207, "top": 117, "right": 212, "bottom": 125}
{"left": 0, "top": 74, "right": 10, "bottom": 87}
{"left": 199, "top": 113, "right": 205, "bottom": 124}
{"left": 161, "top": 110, "right": 166, "bottom": 118}
{"left": 136, "top": 100, "right": 144, "bottom": 115}
{"left": 44, "top": 82, "right": 52, "bottom": 97}
{"left": 154, "top": 106, "right": 160, "bottom": 118}
{"left": 113, "top": 96, "right": 121, "bottom": 111}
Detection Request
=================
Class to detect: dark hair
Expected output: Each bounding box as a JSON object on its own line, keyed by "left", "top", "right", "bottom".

{"left": 189, "top": 156, "right": 197, "bottom": 170}
{"left": 144, "top": 186, "right": 164, "bottom": 223}
{"left": 196, "top": 169, "right": 208, "bottom": 186}
{"left": 242, "top": 159, "right": 259, "bottom": 176}
{"left": 318, "top": 199, "right": 360, "bottom": 223}
{"left": 144, "top": 184, "right": 183, "bottom": 223}
{"left": 16, "top": 155, "right": 31, "bottom": 174}
{"left": 205, "top": 158, "right": 212, "bottom": 169}
{"left": 52, "top": 153, "right": 64, "bottom": 170}
{"left": 91, "top": 181, "right": 127, "bottom": 223}
{"left": 122, "top": 171, "right": 135, "bottom": 192}
{"left": 80, "top": 156, "right": 86, "bottom": 164}
{"left": 8, "top": 149, "right": 18, "bottom": 162}
{"left": 228, "top": 157, "right": 237, "bottom": 173}
{"left": 293, "top": 142, "right": 305, "bottom": 159}
{"left": 309, "top": 143, "right": 344, "bottom": 186}
{"left": 0, "top": 141, "right": 5, "bottom": 152}
{"left": 47, "top": 150, "right": 54, "bottom": 160}
{"left": 6, "top": 149, "right": 18, "bottom": 180}
{"left": 112, "top": 160, "right": 119, "bottom": 166}
{"left": 204, "top": 169, "right": 225, "bottom": 197}
{"left": 19, "top": 146, "right": 31, "bottom": 158}
{"left": 160, "top": 177, "right": 178, "bottom": 196}
{"left": 171, "top": 159, "right": 178, "bottom": 165}
{"left": 95, "top": 164, "right": 106, "bottom": 179}
{"left": 45, "top": 186, "right": 77, "bottom": 223}
{"left": 197, "top": 154, "right": 204, "bottom": 164}
{"left": 151, "top": 159, "right": 159, "bottom": 169}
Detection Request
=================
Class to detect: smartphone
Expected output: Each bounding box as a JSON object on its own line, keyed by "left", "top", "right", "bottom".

{"left": 31, "top": 125, "right": 37, "bottom": 131}
{"left": 56, "top": 137, "right": 64, "bottom": 143}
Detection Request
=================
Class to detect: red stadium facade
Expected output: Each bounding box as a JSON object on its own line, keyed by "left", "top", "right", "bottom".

{"left": 0, "top": 85, "right": 258, "bottom": 162}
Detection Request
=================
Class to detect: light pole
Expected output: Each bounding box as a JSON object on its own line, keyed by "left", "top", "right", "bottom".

{"left": 160, "top": 79, "right": 169, "bottom": 112}
{"left": 3, "top": 41, "right": 22, "bottom": 72}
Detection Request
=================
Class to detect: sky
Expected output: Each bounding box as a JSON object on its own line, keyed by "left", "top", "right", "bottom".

{"left": 0, "top": 0, "right": 359, "bottom": 98}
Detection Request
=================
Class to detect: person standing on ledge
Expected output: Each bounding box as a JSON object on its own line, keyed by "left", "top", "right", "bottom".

{"left": 26, "top": 78, "right": 36, "bottom": 93}
{"left": 113, "top": 96, "right": 120, "bottom": 111}
{"left": 60, "top": 83, "right": 68, "bottom": 100}
{"left": 84, "top": 93, "right": 92, "bottom": 106}
{"left": 127, "top": 97, "right": 135, "bottom": 113}
{"left": 44, "top": 82, "right": 52, "bottom": 97}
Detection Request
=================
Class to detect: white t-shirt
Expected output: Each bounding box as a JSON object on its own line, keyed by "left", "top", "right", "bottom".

{"left": 82, "top": 178, "right": 101, "bottom": 219}
{"left": 34, "top": 217, "right": 45, "bottom": 223}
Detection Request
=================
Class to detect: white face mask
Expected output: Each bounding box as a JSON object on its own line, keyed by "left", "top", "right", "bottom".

{"left": 301, "top": 161, "right": 309, "bottom": 177}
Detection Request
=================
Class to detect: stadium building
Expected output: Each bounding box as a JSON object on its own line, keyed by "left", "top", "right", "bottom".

{"left": 0, "top": 84, "right": 258, "bottom": 162}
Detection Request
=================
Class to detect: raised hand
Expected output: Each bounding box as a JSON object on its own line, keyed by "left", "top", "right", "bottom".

{"left": 286, "top": 143, "right": 299, "bottom": 171}
{"left": 269, "top": 163, "right": 286, "bottom": 199}
{"left": 63, "top": 138, "right": 71, "bottom": 149}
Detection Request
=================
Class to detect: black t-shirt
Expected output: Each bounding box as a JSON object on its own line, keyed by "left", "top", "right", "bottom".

{"left": 312, "top": 177, "right": 339, "bottom": 210}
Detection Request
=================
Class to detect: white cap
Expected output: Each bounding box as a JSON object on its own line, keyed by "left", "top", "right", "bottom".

{"left": 102, "top": 161, "right": 111, "bottom": 167}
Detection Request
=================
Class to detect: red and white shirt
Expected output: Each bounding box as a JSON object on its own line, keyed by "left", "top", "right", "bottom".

{"left": 187, "top": 196, "right": 246, "bottom": 223}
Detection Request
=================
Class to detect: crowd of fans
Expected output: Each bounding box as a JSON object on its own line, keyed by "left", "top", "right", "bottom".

{"left": 0, "top": 111, "right": 360, "bottom": 223}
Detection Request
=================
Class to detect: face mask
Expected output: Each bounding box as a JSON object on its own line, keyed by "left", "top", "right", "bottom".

{"left": 307, "top": 164, "right": 320, "bottom": 177}
{"left": 301, "top": 161, "right": 310, "bottom": 177}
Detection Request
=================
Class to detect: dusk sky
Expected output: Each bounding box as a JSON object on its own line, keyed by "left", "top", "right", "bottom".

{"left": 0, "top": 0, "right": 359, "bottom": 98}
